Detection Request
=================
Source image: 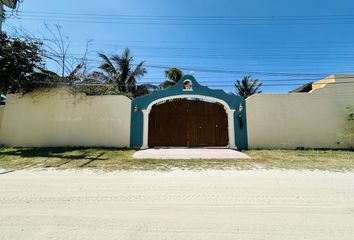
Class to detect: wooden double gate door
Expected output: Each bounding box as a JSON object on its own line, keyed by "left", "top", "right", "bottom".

{"left": 148, "top": 99, "right": 229, "bottom": 147}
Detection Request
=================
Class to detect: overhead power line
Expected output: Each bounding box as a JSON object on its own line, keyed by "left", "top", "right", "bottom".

{"left": 132, "top": 76, "right": 354, "bottom": 82}
{"left": 27, "top": 80, "right": 354, "bottom": 86}
{"left": 9, "top": 11, "right": 354, "bottom": 26}
{"left": 14, "top": 16, "right": 354, "bottom": 26}
{"left": 17, "top": 11, "right": 354, "bottom": 20}
{"left": 5, "top": 21, "right": 353, "bottom": 46}
{"left": 139, "top": 64, "right": 331, "bottom": 77}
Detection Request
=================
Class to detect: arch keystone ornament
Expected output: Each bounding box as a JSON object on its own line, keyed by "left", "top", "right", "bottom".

{"left": 130, "top": 75, "right": 248, "bottom": 150}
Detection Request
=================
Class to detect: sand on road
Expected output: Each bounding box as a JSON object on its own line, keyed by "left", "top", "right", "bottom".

{"left": 0, "top": 169, "right": 354, "bottom": 240}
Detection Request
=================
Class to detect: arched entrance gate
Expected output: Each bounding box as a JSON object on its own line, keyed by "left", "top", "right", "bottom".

{"left": 148, "top": 98, "right": 228, "bottom": 147}
{"left": 130, "top": 75, "right": 248, "bottom": 150}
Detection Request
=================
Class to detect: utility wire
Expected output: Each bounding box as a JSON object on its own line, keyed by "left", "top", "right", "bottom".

{"left": 14, "top": 16, "right": 354, "bottom": 26}
{"left": 28, "top": 81, "right": 354, "bottom": 87}
{"left": 16, "top": 11, "right": 354, "bottom": 20}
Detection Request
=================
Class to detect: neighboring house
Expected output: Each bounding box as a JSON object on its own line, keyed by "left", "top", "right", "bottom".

{"left": 289, "top": 82, "right": 313, "bottom": 93}
{"left": 85, "top": 71, "right": 109, "bottom": 82}
{"left": 290, "top": 75, "right": 337, "bottom": 93}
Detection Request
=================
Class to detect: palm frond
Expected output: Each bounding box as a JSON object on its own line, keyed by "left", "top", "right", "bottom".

{"left": 98, "top": 53, "right": 117, "bottom": 75}
{"left": 132, "top": 61, "right": 147, "bottom": 78}
{"left": 235, "top": 75, "right": 262, "bottom": 99}
{"left": 159, "top": 80, "right": 176, "bottom": 89}
{"left": 165, "top": 67, "right": 183, "bottom": 83}
{"left": 122, "top": 48, "right": 132, "bottom": 61}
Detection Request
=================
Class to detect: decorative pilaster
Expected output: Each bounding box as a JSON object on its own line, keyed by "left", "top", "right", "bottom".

{"left": 226, "top": 110, "right": 236, "bottom": 149}
{"left": 141, "top": 110, "right": 150, "bottom": 149}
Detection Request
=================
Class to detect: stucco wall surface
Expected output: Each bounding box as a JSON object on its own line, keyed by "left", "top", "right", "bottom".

{"left": 0, "top": 106, "right": 4, "bottom": 135}
{"left": 0, "top": 88, "right": 131, "bottom": 147}
{"left": 246, "top": 75, "right": 354, "bottom": 149}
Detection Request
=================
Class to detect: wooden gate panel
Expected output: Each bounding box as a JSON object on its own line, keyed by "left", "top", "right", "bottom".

{"left": 214, "top": 105, "right": 229, "bottom": 146}
{"left": 149, "top": 100, "right": 188, "bottom": 147}
{"left": 148, "top": 99, "right": 228, "bottom": 147}
{"left": 188, "top": 101, "right": 216, "bottom": 147}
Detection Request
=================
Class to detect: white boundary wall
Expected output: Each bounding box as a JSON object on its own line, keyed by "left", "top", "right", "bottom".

{"left": 0, "top": 106, "right": 4, "bottom": 136}
{"left": 0, "top": 88, "right": 131, "bottom": 147}
{"left": 246, "top": 75, "right": 354, "bottom": 149}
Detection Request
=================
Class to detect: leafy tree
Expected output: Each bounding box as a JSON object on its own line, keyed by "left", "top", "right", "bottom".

{"left": 160, "top": 67, "right": 184, "bottom": 89}
{"left": 42, "top": 24, "right": 91, "bottom": 79}
{"left": 38, "top": 63, "right": 83, "bottom": 83}
{"left": 235, "top": 75, "right": 262, "bottom": 99}
{"left": 98, "top": 48, "right": 147, "bottom": 95}
{"left": 71, "top": 77, "right": 121, "bottom": 96}
{"left": 0, "top": 32, "right": 45, "bottom": 94}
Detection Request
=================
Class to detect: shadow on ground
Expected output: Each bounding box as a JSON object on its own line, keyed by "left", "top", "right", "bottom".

{"left": 0, "top": 147, "right": 114, "bottom": 168}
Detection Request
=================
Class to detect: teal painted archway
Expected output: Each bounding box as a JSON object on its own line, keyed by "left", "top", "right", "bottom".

{"left": 130, "top": 75, "right": 248, "bottom": 150}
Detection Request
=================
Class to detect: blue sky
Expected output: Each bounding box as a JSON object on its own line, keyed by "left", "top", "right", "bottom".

{"left": 3, "top": 0, "right": 354, "bottom": 93}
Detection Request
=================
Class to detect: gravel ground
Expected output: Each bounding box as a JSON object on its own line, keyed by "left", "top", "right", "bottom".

{"left": 0, "top": 169, "right": 354, "bottom": 240}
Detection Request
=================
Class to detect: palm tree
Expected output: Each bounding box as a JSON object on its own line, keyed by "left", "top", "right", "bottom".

{"left": 98, "top": 48, "right": 146, "bottom": 94}
{"left": 235, "top": 75, "right": 262, "bottom": 99}
{"left": 159, "top": 67, "right": 184, "bottom": 89}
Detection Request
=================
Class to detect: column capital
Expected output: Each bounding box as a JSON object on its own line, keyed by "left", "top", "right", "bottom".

{"left": 142, "top": 109, "right": 150, "bottom": 115}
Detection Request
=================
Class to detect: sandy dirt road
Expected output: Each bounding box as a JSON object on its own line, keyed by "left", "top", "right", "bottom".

{"left": 0, "top": 169, "right": 354, "bottom": 240}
